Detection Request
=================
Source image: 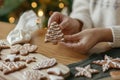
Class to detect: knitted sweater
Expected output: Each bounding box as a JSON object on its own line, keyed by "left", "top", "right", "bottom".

{"left": 70, "top": 0, "right": 120, "bottom": 47}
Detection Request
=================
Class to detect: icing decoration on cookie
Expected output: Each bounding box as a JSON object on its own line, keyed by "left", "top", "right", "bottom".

{"left": 4, "top": 54, "right": 20, "bottom": 62}
{"left": 0, "top": 62, "right": 26, "bottom": 74}
{"left": 0, "top": 39, "right": 10, "bottom": 48}
{"left": 23, "top": 70, "right": 47, "bottom": 80}
{"left": 32, "top": 58, "right": 57, "bottom": 70}
{"left": 48, "top": 75, "right": 64, "bottom": 80}
{"left": 75, "top": 65, "right": 99, "bottom": 78}
{"left": 45, "top": 22, "right": 64, "bottom": 44}
{"left": 47, "top": 67, "right": 63, "bottom": 76}
{"left": 93, "top": 55, "right": 120, "bottom": 72}
{"left": 10, "top": 43, "right": 38, "bottom": 56}
{"left": 10, "top": 44, "right": 22, "bottom": 54}
{"left": 21, "top": 56, "right": 36, "bottom": 64}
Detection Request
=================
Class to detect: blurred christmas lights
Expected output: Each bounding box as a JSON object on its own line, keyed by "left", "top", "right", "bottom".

{"left": 9, "top": 17, "right": 15, "bottom": 23}
{"left": 59, "top": 2, "right": 64, "bottom": 9}
{"left": 31, "top": 2, "right": 37, "bottom": 8}
{"left": 38, "top": 9, "right": 44, "bottom": 17}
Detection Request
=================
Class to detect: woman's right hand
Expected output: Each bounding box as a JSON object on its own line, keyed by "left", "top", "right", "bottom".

{"left": 48, "top": 12, "right": 83, "bottom": 35}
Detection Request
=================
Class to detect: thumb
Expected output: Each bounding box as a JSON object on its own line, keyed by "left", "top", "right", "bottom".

{"left": 59, "top": 18, "right": 68, "bottom": 30}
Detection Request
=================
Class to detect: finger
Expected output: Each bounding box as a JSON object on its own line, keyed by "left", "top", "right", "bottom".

{"left": 59, "top": 18, "right": 69, "bottom": 30}
{"left": 64, "top": 33, "right": 80, "bottom": 41}
{"left": 59, "top": 42, "right": 80, "bottom": 48}
{"left": 48, "top": 12, "right": 62, "bottom": 27}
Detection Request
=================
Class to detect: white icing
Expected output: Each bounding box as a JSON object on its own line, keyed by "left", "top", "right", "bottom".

{"left": 12, "top": 62, "right": 19, "bottom": 68}
{"left": 33, "top": 58, "right": 57, "bottom": 70}
{"left": 2, "top": 62, "right": 11, "bottom": 70}
{"left": 93, "top": 55, "right": 120, "bottom": 72}
{"left": 49, "top": 75, "right": 64, "bottom": 80}
{"left": 75, "top": 65, "right": 98, "bottom": 78}
{"left": 5, "top": 54, "right": 18, "bottom": 61}
{"left": 45, "top": 22, "right": 64, "bottom": 44}
{"left": 47, "top": 67, "right": 62, "bottom": 76}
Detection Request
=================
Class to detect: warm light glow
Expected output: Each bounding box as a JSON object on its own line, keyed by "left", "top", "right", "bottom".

{"left": 31, "top": 2, "right": 37, "bottom": 8}
{"left": 38, "top": 9, "right": 44, "bottom": 17}
{"left": 9, "top": 17, "right": 15, "bottom": 23}
{"left": 59, "top": 2, "right": 64, "bottom": 9}
{"left": 44, "top": 27, "right": 48, "bottom": 30}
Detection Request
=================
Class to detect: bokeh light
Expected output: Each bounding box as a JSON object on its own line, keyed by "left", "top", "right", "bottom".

{"left": 59, "top": 2, "right": 64, "bottom": 9}
{"left": 31, "top": 2, "right": 37, "bottom": 8}
{"left": 38, "top": 9, "right": 44, "bottom": 17}
{"left": 9, "top": 17, "right": 15, "bottom": 23}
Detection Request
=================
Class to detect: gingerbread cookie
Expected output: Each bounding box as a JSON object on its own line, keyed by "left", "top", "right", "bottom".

{"left": 32, "top": 58, "right": 57, "bottom": 70}
{"left": 23, "top": 70, "right": 47, "bottom": 80}
{"left": 10, "top": 44, "right": 22, "bottom": 54}
{"left": 45, "top": 22, "right": 64, "bottom": 44}
{"left": 19, "top": 47, "right": 28, "bottom": 56}
{"left": 110, "top": 71, "right": 120, "bottom": 80}
{"left": 0, "top": 62, "right": 26, "bottom": 74}
{"left": 4, "top": 54, "right": 20, "bottom": 62}
{"left": 28, "top": 45, "right": 38, "bottom": 52}
{"left": 93, "top": 55, "right": 120, "bottom": 72}
{"left": 23, "top": 43, "right": 38, "bottom": 52}
{"left": 75, "top": 65, "right": 99, "bottom": 78}
{"left": 21, "top": 56, "right": 36, "bottom": 64}
{"left": 47, "top": 67, "right": 63, "bottom": 76}
{"left": 48, "top": 75, "right": 64, "bottom": 80}
{"left": 10, "top": 43, "right": 38, "bottom": 56}
{"left": 0, "top": 39, "right": 10, "bottom": 48}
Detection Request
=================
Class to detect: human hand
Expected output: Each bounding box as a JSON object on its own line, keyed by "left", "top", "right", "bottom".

{"left": 59, "top": 28, "right": 113, "bottom": 54}
{"left": 48, "top": 12, "right": 83, "bottom": 35}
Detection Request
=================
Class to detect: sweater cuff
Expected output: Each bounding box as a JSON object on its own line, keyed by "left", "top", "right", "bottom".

{"left": 109, "top": 26, "right": 120, "bottom": 47}
{"left": 70, "top": 14, "right": 92, "bottom": 30}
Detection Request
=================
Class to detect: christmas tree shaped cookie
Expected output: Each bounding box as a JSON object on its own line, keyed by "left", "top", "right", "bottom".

{"left": 45, "top": 22, "right": 64, "bottom": 44}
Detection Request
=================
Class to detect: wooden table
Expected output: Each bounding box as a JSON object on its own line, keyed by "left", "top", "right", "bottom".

{"left": 0, "top": 21, "right": 88, "bottom": 65}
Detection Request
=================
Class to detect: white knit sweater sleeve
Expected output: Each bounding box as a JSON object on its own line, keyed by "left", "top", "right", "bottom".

{"left": 110, "top": 26, "right": 120, "bottom": 47}
{"left": 70, "top": 0, "right": 92, "bottom": 30}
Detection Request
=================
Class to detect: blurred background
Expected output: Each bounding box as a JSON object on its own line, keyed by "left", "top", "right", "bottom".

{"left": 0, "top": 0, "right": 72, "bottom": 27}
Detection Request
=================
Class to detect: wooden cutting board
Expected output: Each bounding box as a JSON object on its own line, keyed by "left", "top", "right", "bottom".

{"left": 0, "top": 49, "right": 70, "bottom": 80}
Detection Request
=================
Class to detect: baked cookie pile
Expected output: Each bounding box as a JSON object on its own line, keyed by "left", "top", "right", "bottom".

{"left": 0, "top": 39, "right": 65, "bottom": 80}
{"left": 45, "top": 22, "right": 64, "bottom": 44}
{"left": 0, "top": 41, "right": 38, "bottom": 75}
{"left": 74, "top": 55, "right": 120, "bottom": 79}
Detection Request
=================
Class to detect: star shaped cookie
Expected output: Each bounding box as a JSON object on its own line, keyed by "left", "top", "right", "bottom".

{"left": 93, "top": 55, "right": 120, "bottom": 72}
{"left": 75, "top": 65, "right": 99, "bottom": 78}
